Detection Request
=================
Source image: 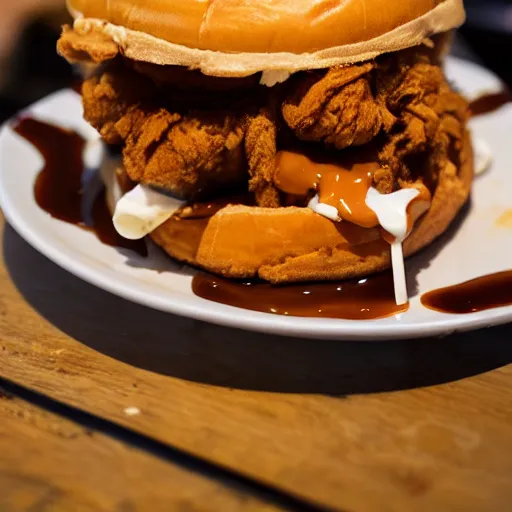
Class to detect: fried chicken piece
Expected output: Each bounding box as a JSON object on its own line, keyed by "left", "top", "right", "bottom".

{"left": 282, "top": 63, "right": 383, "bottom": 149}
{"left": 82, "top": 67, "right": 155, "bottom": 144}
{"left": 281, "top": 48, "right": 467, "bottom": 197}
{"left": 118, "top": 108, "right": 247, "bottom": 199}
{"left": 57, "top": 25, "right": 119, "bottom": 64}
{"left": 83, "top": 66, "right": 248, "bottom": 199}
{"left": 376, "top": 57, "right": 468, "bottom": 193}
{"left": 245, "top": 108, "right": 281, "bottom": 207}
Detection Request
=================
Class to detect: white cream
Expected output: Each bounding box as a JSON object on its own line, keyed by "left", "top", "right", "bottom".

{"left": 113, "top": 185, "right": 185, "bottom": 240}
{"left": 260, "top": 70, "right": 291, "bottom": 87}
{"left": 365, "top": 187, "right": 423, "bottom": 306}
{"left": 308, "top": 194, "right": 340, "bottom": 222}
{"left": 474, "top": 137, "right": 493, "bottom": 176}
{"left": 366, "top": 188, "right": 419, "bottom": 241}
{"left": 307, "top": 186, "right": 430, "bottom": 306}
{"left": 100, "top": 156, "right": 123, "bottom": 213}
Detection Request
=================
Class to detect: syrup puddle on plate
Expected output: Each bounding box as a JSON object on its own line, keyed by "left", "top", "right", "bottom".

{"left": 13, "top": 117, "right": 147, "bottom": 257}
{"left": 421, "top": 270, "right": 512, "bottom": 314}
{"left": 192, "top": 272, "right": 408, "bottom": 320}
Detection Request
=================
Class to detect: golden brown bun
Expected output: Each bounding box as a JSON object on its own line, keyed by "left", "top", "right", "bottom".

{"left": 64, "top": 0, "right": 465, "bottom": 77}
{"left": 148, "top": 131, "right": 473, "bottom": 284}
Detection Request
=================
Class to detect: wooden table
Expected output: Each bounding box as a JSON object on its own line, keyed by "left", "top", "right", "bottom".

{"left": 1, "top": 210, "right": 512, "bottom": 512}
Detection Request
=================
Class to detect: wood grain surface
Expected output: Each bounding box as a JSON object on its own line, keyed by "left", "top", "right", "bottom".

{"left": 0, "top": 388, "right": 283, "bottom": 512}
{"left": 1, "top": 213, "right": 512, "bottom": 512}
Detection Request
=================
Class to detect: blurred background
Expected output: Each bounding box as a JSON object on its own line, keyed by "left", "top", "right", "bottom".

{"left": 0, "top": 0, "right": 510, "bottom": 122}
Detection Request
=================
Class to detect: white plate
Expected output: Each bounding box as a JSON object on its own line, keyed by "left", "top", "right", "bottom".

{"left": 0, "top": 57, "right": 511, "bottom": 341}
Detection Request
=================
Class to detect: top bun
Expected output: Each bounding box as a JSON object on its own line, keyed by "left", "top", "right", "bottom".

{"left": 65, "top": 0, "right": 465, "bottom": 76}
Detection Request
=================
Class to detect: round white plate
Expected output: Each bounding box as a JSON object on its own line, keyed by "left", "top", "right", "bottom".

{"left": 0, "top": 57, "right": 511, "bottom": 340}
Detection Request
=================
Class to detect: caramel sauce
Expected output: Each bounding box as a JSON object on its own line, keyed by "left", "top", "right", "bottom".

{"left": 192, "top": 273, "right": 408, "bottom": 320}
{"left": 14, "top": 117, "right": 147, "bottom": 257}
{"left": 275, "top": 152, "right": 321, "bottom": 195}
{"left": 421, "top": 271, "right": 512, "bottom": 314}
{"left": 275, "top": 150, "right": 380, "bottom": 228}
{"left": 469, "top": 90, "right": 512, "bottom": 117}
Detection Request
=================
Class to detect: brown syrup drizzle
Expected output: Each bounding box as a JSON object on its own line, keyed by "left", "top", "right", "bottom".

{"left": 421, "top": 271, "right": 512, "bottom": 314}
{"left": 13, "top": 117, "right": 147, "bottom": 257}
{"left": 469, "top": 90, "right": 512, "bottom": 117}
{"left": 192, "top": 273, "right": 408, "bottom": 320}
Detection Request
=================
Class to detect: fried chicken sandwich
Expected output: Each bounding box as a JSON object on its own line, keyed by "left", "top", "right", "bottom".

{"left": 57, "top": 0, "right": 472, "bottom": 290}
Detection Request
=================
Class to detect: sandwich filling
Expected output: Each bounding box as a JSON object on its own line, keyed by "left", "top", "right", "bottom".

{"left": 59, "top": 28, "right": 470, "bottom": 302}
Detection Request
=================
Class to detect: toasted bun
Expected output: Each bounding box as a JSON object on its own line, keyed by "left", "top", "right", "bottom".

{"left": 64, "top": 0, "right": 465, "bottom": 77}
{"left": 145, "top": 131, "right": 473, "bottom": 284}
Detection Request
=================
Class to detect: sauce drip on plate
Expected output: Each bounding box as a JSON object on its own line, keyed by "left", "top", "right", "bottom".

{"left": 192, "top": 273, "right": 408, "bottom": 320}
{"left": 13, "top": 117, "right": 147, "bottom": 257}
{"left": 469, "top": 90, "right": 512, "bottom": 117}
{"left": 421, "top": 270, "right": 512, "bottom": 314}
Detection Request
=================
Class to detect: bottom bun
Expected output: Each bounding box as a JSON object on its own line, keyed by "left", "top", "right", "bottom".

{"left": 143, "top": 131, "right": 473, "bottom": 284}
